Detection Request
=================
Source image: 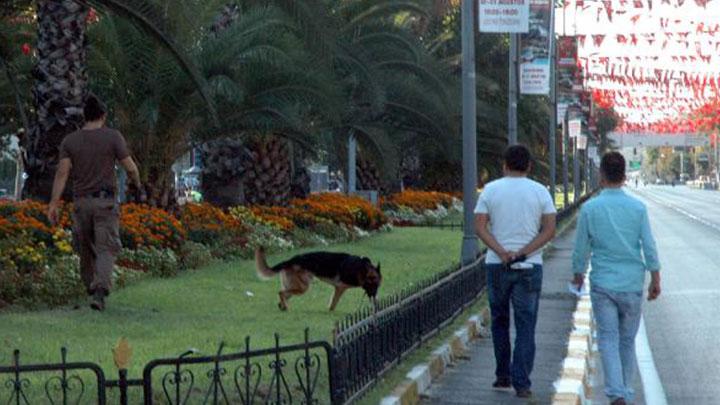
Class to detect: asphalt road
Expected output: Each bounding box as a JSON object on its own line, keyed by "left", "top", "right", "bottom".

{"left": 630, "top": 185, "right": 720, "bottom": 404}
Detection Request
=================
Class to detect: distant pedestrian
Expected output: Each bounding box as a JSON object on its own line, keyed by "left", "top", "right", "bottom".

{"left": 474, "top": 145, "right": 557, "bottom": 398}
{"left": 47, "top": 93, "right": 144, "bottom": 311}
{"left": 571, "top": 152, "right": 661, "bottom": 405}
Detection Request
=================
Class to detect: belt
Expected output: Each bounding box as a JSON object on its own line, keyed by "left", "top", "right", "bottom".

{"left": 75, "top": 190, "right": 115, "bottom": 200}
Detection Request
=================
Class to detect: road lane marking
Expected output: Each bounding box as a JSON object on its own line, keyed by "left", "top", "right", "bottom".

{"left": 633, "top": 189, "right": 720, "bottom": 233}
{"left": 636, "top": 317, "right": 668, "bottom": 405}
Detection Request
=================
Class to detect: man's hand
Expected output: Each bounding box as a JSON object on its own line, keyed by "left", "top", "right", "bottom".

{"left": 571, "top": 273, "right": 584, "bottom": 289}
{"left": 498, "top": 250, "right": 513, "bottom": 264}
{"left": 648, "top": 272, "right": 661, "bottom": 301}
{"left": 47, "top": 201, "right": 60, "bottom": 226}
{"left": 648, "top": 279, "right": 661, "bottom": 301}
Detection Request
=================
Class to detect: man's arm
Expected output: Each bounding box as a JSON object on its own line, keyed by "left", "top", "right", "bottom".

{"left": 475, "top": 213, "right": 511, "bottom": 263}
{"left": 640, "top": 208, "right": 661, "bottom": 300}
{"left": 571, "top": 209, "right": 591, "bottom": 286}
{"left": 516, "top": 213, "right": 556, "bottom": 259}
{"left": 120, "top": 156, "right": 142, "bottom": 188}
{"left": 47, "top": 158, "right": 72, "bottom": 225}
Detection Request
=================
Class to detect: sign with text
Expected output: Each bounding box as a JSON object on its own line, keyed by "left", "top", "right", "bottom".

{"left": 478, "top": 0, "right": 530, "bottom": 33}
{"left": 568, "top": 119, "right": 582, "bottom": 138}
{"left": 588, "top": 146, "right": 599, "bottom": 161}
{"left": 520, "top": 0, "right": 551, "bottom": 94}
{"left": 576, "top": 134, "right": 588, "bottom": 150}
{"left": 557, "top": 37, "right": 577, "bottom": 67}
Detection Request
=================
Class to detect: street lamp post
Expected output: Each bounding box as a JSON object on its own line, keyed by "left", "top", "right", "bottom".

{"left": 508, "top": 34, "right": 519, "bottom": 146}
{"left": 549, "top": 6, "right": 557, "bottom": 202}
{"left": 460, "top": 0, "right": 479, "bottom": 265}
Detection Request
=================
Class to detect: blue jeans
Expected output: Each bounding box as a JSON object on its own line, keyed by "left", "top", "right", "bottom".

{"left": 591, "top": 285, "right": 643, "bottom": 402}
{"left": 486, "top": 264, "right": 542, "bottom": 390}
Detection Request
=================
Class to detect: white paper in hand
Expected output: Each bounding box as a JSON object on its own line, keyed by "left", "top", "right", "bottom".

{"left": 567, "top": 282, "right": 588, "bottom": 297}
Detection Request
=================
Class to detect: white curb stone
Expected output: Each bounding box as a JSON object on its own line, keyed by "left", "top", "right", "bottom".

{"left": 406, "top": 365, "right": 432, "bottom": 395}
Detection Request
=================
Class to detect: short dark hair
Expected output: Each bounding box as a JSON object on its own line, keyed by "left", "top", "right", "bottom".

{"left": 503, "top": 145, "right": 532, "bottom": 172}
{"left": 600, "top": 152, "right": 626, "bottom": 183}
{"left": 83, "top": 93, "right": 107, "bottom": 122}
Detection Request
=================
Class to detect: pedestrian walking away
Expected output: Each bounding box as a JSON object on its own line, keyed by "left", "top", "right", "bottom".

{"left": 474, "top": 145, "right": 557, "bottom": 399}
{"left": 571, "top": 151, "right": 661, "bottom": 405}
{"left": 47, "top": 93, "right": 144, "bottom": 312}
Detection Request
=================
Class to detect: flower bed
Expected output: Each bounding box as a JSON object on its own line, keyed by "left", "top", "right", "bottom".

{"left": 382, "top": 190, "right": 462, "bottom": 226}
{"left": 290, "top": 193, "right": 386, "bottom": 231}
{"left": 121, "top": 204, "right": 186, "bottom": 250}
{"left": 382, "top": 190, "right": 455, "bottom": 212}
{"left": 0, "top": 194, "right": 390, "bottom": 308}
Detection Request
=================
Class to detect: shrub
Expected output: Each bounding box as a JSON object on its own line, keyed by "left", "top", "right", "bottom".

{"left": 120, "top": 204, "right": 186, "bottom": 250}
{"left": 117, "top": 247, "right": 179, "bottom": 278}
{"left": 177, "top": 241, "right": 214, "bottom": 270}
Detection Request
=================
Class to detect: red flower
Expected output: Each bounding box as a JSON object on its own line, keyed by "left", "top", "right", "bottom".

{"left": 21, "top": 43, "right": 31, "bottom": 56}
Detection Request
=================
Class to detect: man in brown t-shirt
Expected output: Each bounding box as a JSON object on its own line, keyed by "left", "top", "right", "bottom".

{"left": 47, "top": 94, "right": 143, "bottom": 311}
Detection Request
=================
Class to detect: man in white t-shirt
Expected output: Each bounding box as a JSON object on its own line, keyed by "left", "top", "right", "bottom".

{"left": 474, "top": 145, "right": 557, "bottom": 399}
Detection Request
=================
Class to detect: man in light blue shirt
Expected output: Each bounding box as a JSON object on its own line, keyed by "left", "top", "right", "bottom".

{"left": 572, "top": 152, "right": 661, "bottom": 405}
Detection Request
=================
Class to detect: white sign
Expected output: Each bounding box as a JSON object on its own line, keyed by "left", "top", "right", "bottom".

{"left": 588, "top": 146, "right": 599, "bottom": 161}
{"left": 557, "top": 103, "right": 568, "bottom": 122}
{"left": 568, "top": 119, "right": 582, "bottom": 138}
{"left": 520, "top": 64, "right": 550, "bottom": 94}
{"left": 519, "top": 0, "right": 551, "bottom": 95}
{"left": 478, "top": 0, "right": 530, "bottom": 33}
{"left": 576, "top": 135, "right": 588, "bottom": 150}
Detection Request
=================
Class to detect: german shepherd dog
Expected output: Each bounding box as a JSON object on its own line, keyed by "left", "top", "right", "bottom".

{"left": 255, "top": 248, "right": 382, "bottom": 311}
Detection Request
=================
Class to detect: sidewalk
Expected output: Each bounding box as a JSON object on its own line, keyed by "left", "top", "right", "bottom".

{"left": 421, "top": 226, "right": 580, "bottom": 404}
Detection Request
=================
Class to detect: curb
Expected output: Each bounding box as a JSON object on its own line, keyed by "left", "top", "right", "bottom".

{"left": 552, "top": 275, "right": 597, "bottom": 405}
{"left": 379, "top": 308, "right": 490, "bottom": 405}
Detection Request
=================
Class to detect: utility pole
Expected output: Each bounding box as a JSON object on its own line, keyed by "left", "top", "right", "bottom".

{"left": 508, "top": 34, "right": 519, "bottom": 146}
{"left": 460, "top": 0, "right": 479, "bottom": 264}
{"left": 549, "top": 6, "right": 557, "bottom": 202}
{"left": 347, "top": 131, "right": 356, "bottom": 193}
{"left": 573, "top": 137, "right": 580, "bottom": 203}
{"left": 562, "top": 118, "right": 569, "bottom": 207}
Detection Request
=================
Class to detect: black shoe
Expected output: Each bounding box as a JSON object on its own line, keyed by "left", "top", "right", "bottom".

{"left": 90, "top": 289, "right": 106, "bottom": 311}
{"left": 515, "top": 388, "right": 532, "bottom": 398}
{"left": 610, "top": 399, "right": 627, "bottom": 405}
{"left": 492, "top": 377, "right": 512, "bottom": 389}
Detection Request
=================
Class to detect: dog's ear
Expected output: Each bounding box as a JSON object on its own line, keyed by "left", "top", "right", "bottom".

{"left": 376, "top": 262, "right": 381, "bottom": 275}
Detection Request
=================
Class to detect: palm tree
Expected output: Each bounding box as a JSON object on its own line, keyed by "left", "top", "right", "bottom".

{"left": 20, "top": 0, "right": 217, "bottom": 202}
{"left": 87, "top": 1, "right": 337, "bottom": 207}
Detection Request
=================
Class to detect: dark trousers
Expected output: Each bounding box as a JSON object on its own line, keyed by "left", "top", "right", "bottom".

{"left": 72, "top": 198, "right": 122, "bottom": 295}
{"left": 486, "top": 263, "right": 542, "bottom": 390}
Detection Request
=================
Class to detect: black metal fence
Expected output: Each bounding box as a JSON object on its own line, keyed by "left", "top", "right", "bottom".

{"left": 1, "top": 193, "right": 594, "bottom": 404}
{"left": 331, "top": 257, "right": 485, "bottom": 403}
{"left": 0, "top": 330, "right": 335, "bottom": 404}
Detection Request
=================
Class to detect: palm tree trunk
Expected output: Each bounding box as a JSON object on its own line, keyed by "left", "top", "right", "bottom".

{"left": 23, "top": 0, "right": 88, "bottom": 201}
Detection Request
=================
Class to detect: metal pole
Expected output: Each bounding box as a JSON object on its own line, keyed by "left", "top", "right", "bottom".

{"left": 549, "top": 7, "right": 557, "bottom": 202}
{"left": 460, "top": 0, "right": 479, "bottom": 264}
{"left": 585, "top": 145, "right": 590, "bottom": 195}
{"left": 14, "top": 153, "right": 23, "bottom": 200}
{"left": 562, "top": 118, "right": 569, "bottom": 207}
{"left": 347, "top": 131, "right": 356, "bottom": 193}
{"left": 573, "top": 137, "right": 580, "bottom": 203}
{"left": 715, "top": 135, "right": 720, "bottom": 188}
{"left": 680, "top": 150, "right": 684, "bottom": 181}
{"left": 508, "top": 33, "right": 519, "bottom": 146}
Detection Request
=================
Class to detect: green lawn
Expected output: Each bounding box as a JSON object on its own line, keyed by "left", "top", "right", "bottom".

{"left": 0, "top": 227, "right": 463, "bottom": 402}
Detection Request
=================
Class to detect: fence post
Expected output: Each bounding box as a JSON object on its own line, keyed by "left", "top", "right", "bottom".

{"left": 112, "top": 338, "right": 132, "bottom": 405}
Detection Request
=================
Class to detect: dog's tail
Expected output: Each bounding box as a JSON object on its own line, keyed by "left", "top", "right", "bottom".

{"left": 255, "top": 247, "right": 277, "bottom": 280}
